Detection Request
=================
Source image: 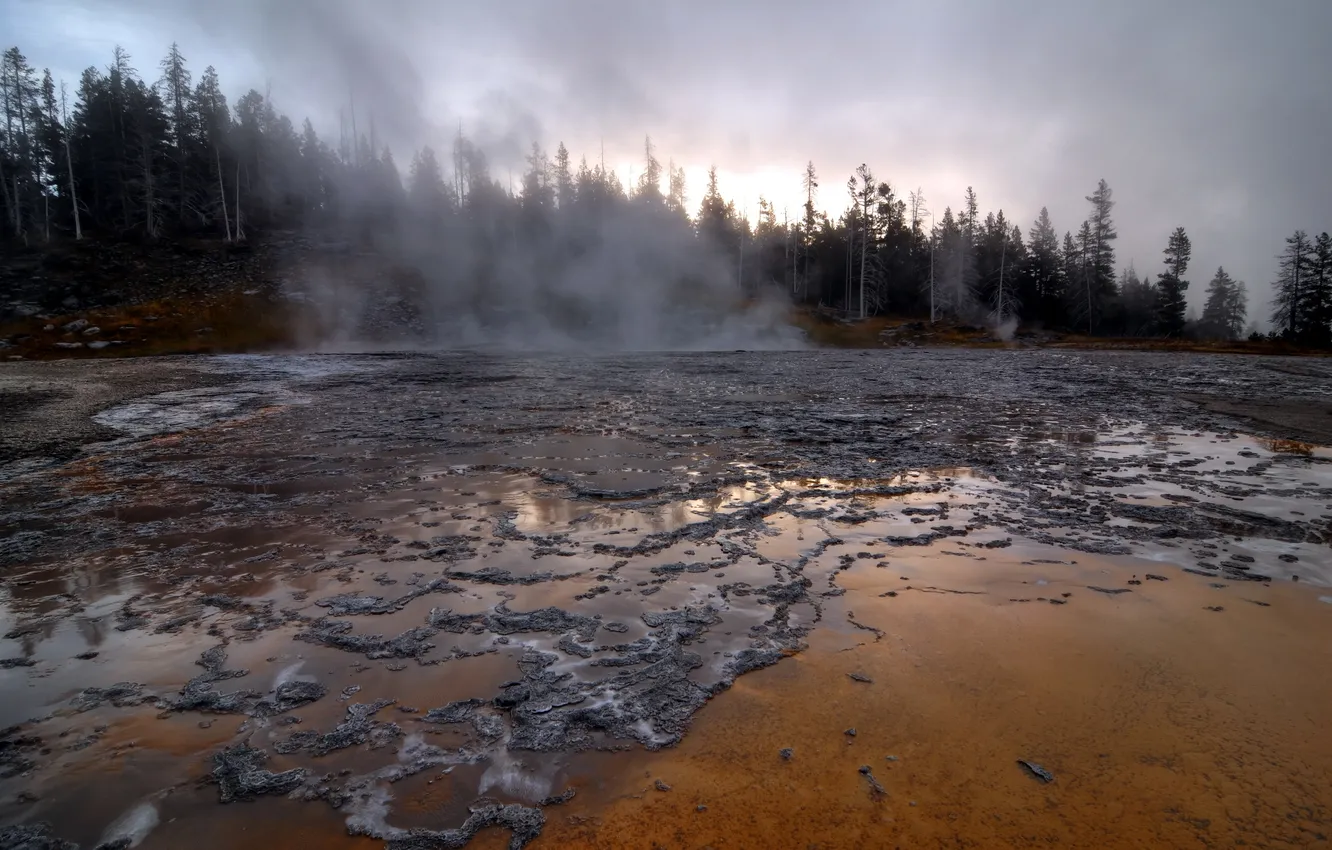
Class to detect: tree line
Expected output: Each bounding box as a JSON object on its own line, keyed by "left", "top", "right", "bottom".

{"left": 1, "top": 42, "right": 1326, "bottom": 343}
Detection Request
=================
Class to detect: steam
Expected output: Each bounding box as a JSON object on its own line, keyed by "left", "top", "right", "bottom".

{"left": 293, "top": 185, "right": 807, "bottom": 352}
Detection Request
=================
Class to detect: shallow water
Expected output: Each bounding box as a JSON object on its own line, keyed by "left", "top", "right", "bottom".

{"left": 2, "top": 350, "right": 1330, "bottom": 849}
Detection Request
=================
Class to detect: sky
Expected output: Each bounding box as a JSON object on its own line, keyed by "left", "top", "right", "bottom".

{"left": 6, "top": 0, "right": 1331, "bottom": 324}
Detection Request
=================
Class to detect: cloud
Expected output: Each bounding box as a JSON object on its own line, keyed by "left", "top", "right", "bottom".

{"left": 6, "top": 0, "right": 1330, "bottom": 321}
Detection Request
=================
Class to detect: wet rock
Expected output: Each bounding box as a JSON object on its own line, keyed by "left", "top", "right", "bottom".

{"left": 277, "top": 699, "right": 400, "bottom": 756}
{"left": 253, "top": 680, "right": 327, "bottom": 717}
{"left": 423, "top": 699, "right": 485, "bottom": 725}
{"left": 168, "top": 646, "right": 257, "bottom": 714}
{"left": 1017, "top": 760, "right": 1054, "bottom": 783}
{"left": 379, "top": 803, "right": 544, "bottom": 850}
{"left": 295, "top": 622, "right": 439, "bottom": 661}
{"left": 1145, "top": 574, "right": 1168, "bottom": 581}
{"left": 858, "top": 765, "right": 887, "bottom": 798}
{"left": 211, "top": 744, "right": 309, "bottom": 803}
{"left": 845, "top": 728, "right": 857, "bottom": 737}
{"left": 1086, "top": 586, "right": 1131, "bottom": 595}
{"left": 71, "top": 682, "right": 151, "bottom": 712}
{"left": 654, "top": 779, "right": 672, "bottom": 792}
{"left": 0, "top": 822, "right": 78, "bottom": 849}
{"left": 539, "top": 788, "right": 575, "bottom": 807}
{"left": 486, "top": 605, "right": 599, "bottom": 642}
{"left": 0, "top": 728, "right": 42, "bottom": 779}
{"left": 779, "top": 748, "right": 794, "bottom": 760}
{"left": 0, "top": 658, "right": 35, "bottom": 669}
{"left": 847, "top": 672, "right": 873, "bottom": 683}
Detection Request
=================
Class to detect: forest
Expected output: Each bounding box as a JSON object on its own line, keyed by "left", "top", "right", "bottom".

{"left": 2, "top": 42, "right": 1330, "bottom": 345}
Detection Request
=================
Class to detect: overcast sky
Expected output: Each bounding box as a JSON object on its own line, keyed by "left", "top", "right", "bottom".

{"left": 6, "top": 0, "right": 1330, "bottom": 323}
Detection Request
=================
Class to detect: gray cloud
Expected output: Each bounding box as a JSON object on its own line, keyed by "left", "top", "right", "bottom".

{"left": 7, "top": 0, "right": 1331, "bottom": 321}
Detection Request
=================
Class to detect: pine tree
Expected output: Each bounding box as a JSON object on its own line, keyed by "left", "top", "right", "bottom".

{"left": 1023, "top": 208, "right": 1063, "bottom": 327}
{"left": 665, "top": 159, "right": 686, "bottom": 219}
{"left": 157, "top": 43, "right": 191, "bottom": 226}
{"left": 1272, "top": 230, "right": 1314, "bottom": 340}
{"left": 1081, "top": 179, "right": 1117, "bottom": 332}
{"left": 1154, "top": 226, "right": 1191, "bottom": 336}
{"left": 553, "top": 142, "right": 572, "bottom": 211}
{"left": 635, "top": 135, "right": 662, "bottom": 203}
{"left": 1305, "top": 232, "right": 1332, "bottom": 346}
{"left": 1200, "top": 267, "right": 1247, "bottom": 340}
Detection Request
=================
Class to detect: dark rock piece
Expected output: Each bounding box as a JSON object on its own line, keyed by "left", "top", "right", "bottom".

{"left": 0, "top": 728, "right": 42, "bottom": 779}
{"left": 381, "top": 803, "right": 545, "bottom": 850}
{"left": 1145, "top": 574, "right": 1168, "bottom": 581}
{"left": 211, "top": 744, "right": 308, "bottom": 803}
{"left": 858, "top": 765, "right": 886, "bottom": 798}
{"left": 276, "top": 700, "right": 400, "bottom": 756}
{"left": 0, "top": 822, "right": 78, "bottom": 849}
{"left": 1086, "top": 586, "right": 1131, "bottom": 595}
{"left": 423, "top": 699, "right": 485, "bottom": 725}
{"left": 779, "top": 748, "right": 794, "bottom": 761}
{"left": 654, "top": 779, "right": 672, "bottom": 792}
{"left": 848, "top": 672, "right": 873, "bottom": 683}
{"left": 845, "top": 728, "right": 857, "bottom": 737}
{"left": 1017, "top": 760, "right": 1054, "bottom": 783}
{"left": 539, "top": 788, "right": 576, "bottom": 807}
{"left": 71, "top": 682, "right": 151, "bottom": 712}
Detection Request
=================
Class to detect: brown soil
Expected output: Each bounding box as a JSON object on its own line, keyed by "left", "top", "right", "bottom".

{"left": 538, "top": 557, "right": 1332, "bottom": 849}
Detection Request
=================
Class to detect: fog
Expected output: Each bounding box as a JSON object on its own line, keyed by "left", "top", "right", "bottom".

{"left": 10, "top": 0, "right": 1332, "bottom": 339}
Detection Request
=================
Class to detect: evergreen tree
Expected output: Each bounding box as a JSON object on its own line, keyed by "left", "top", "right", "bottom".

{"left": 1272, "top": 230, "right": 1314, "bottom": 340}
{"left": 1154, "top": 226, "right": 1191, "bottom": 336}
{"left": 635, "top": 135, "right": 662, "bottom": 203}
{"left": 1305, "top": 232, "right": 1332, "bottom": 346}
{"left": 1081, "top": 179, "right": 1117, "bottom": 332}
{"left": 1022, "top": 208, "right": 1064, "bottom": 327}
{"left": 1199, "top": 267, "right": 1247, "bottom": 340}
{"left": 553, "top": 142, "right": 572, "bottom": 210}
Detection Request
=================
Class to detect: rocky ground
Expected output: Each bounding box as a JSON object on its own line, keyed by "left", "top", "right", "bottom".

{"left": 1, "top": 349, "right": 1331, "bottom": 849}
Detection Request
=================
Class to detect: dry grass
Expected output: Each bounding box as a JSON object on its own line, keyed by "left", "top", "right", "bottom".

{"left": 2, "top": 289, "right": 296, "bottom": 360}
{"left": 792, "top": 309, "right": 1327, "bottom": 356}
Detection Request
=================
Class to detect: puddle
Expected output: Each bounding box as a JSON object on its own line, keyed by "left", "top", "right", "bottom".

{"left": 3, "top": 352, "right": 1332, "bottom": 848}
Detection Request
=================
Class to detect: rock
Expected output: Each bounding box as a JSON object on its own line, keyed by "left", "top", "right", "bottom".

{"left": 1017, "top": 760, "right": 1054, "bottom": 783}
{"left": 88, "top": 341, "right": 110, "bottom": 350}
{"left": 42, "top": 324, "right": 54, "bottom": 332}
{"left": 210, "top": 744, "right": 308, "bottom": 803}
{"left": 53, "top": 342, "right": 84, "bottom": 349}
{"left": 779, "top": 747, "right": 793, "bottom": 760}
{"left": 654, "top": 779, "right": 671, "bottom": 792}
{"left": 62, "top": 319, "right": 89, "bottom": 332}
{"left": 848, "top": 672, "right": 873, "bottom": 683}
{"left": 82, "top": 326, "right": 101, "bottom": 336}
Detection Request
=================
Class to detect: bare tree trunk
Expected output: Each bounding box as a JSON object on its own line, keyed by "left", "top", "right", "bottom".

{"left": 12, "top": 173, "right": 21, "bottom": 239}
{"left": 859, "top": 211, "right": 867, "bottom": 320}
{"left": 44, "top": 190, "right": 49, "bottom": 242}
{"left": 0, "top": 158, "right": 15, "bottom": 238}
{"left": 215, "top": 147, "right": 232, "bottom": 242}
{"left": 144, "top": 147, "right": 157, "bottom": 239}
{"left": 64, "top": 135, "right": 82, "bottom": 241}
{"left": 996, "top": 233, "right": 1007, "bottom": 320}
{"left": 234, "top": 160, "right": 245, "bottom": 242}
